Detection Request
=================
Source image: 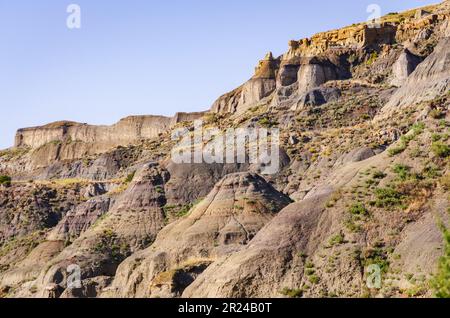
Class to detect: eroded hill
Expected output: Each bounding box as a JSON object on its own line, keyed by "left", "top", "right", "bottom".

{"left": 0, "top": 1, "right": 449, "bottom": 298}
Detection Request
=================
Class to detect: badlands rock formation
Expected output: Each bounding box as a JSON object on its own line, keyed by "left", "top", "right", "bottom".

{"left": 109, "top": 172, "right": 291, "bottom": 298}
{"left": 390, "top": 49, "right": 423, "bottom": 87}
{"left": 0, "top": 1, "right": 449, "bottom": 299}
{"left": 384, "top": 36, "right": 450, "bottom": 111}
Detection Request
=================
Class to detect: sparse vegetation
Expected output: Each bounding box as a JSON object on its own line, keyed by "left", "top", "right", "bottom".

{"left": 431, "top": 222, "right": 450, "bottom": 298}
{"left": 388, "top": 123, "right": 425, "bottom": 157}
{"left": 258, "top": 117, "right": 278, "bottom": 128}
{"left": 163, "top": 202, "right": 195, "bottom": 219}
{"left": 0, "top": 175, "right": 12, "bottom": 186}
{"left": 93, "top": 229, "right": 131, "bottom": 263}
{"left": 392, "top": 164, "right": 411, "bottom": 181}
{"left": 374, "top": 187, "right": 403, "bottom": 209}
{"left": 308, "top": 274, "right": 320, "bottom": 284}
{"left": 372, "top": 170, "right": 386, "bottom": 179}
{"left": 362, "top": 247, "right": 389, "bottom": 274}
{"left": 0, "top": 3, "right": 448, "bottom": 299}
{"left": 280, "top": 288, "right": 303, "bottom": 298}
{"left": 349, "top": 202, "right": 369, "bottom": 216}
{"left": 366, "top": 52, "right": 378, "bottom": 65}
{"left": 125, "top": 171, "right": 136, "bottom": 183}
{"left": 328, "top": 233, "right": 345, "bottom": 247}
{"left": 430, "top": 109, "right": 444, "bottom": 119}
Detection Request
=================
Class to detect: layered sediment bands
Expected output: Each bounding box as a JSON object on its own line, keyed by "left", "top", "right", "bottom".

{"left": 15, "top": 113, "right": 205, "bottom": 150}
{"left": 171, "top": 112, "right": 207, "bottom": 125}
{"left": 236, "top": 53, "right": 279, "bottom": 112}
{"left": 284, "top": 23, "right": 397, "bottom": 59}
{"left": 1, "top": 1, "right": 450, "bottom": 300}
{"left": 210, "top": 86, "right": 243, "bottom": 114}
{"left": 183, "top": 193, "right": 331, "bottom": 298}
{"left": 210, "top": 52, "right": 280, "bottom": 114}
{"left": 383, "top": 36, "right": 450, "bottom": 112}
{"left": 1, "top": 163, "right": 169, "bottom": 297}
{"left": 15, "top": 117, "right": 170, "bottom": 149}
{"left": 109, "top": 172, "right": 292, "bottom": 298}
{"left": 209, "top": 3, "right": 449, "bottom": 116}
{"left": 297, "top": 58, "right": 340, "bottom": 95}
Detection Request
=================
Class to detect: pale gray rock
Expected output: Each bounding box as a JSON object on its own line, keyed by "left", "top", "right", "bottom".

{"left": 390, "top": 49, "right": 423, "bottom": 87}
{"left": 297, "top": 60, "right": 338, "bottom": 95}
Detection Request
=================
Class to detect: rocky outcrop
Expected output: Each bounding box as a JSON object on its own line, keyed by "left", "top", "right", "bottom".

{"left": 285, "top": 23, "right": 397, "bottom": 59}
{"left": 383, "top": 36, "right": 450, "bottom": 112}
{"left": 292, "top": 87, "right": 341, "bottom": 111}
{"left": 108, "top": 172, "right": 292, "bottom": 298}
{"left": 0, "top": 163, "right": 169, "bottom": 297}
{"left": 15, "top": 117, "right": 169, "bottom": 149}
{"left": 163, "top": 160, "right": 250, "bottom": 206}
{"left": 171, "top": 112, "right": 207, "bottom": 126}
{"left": 277, "top": 62, "right": 300, "bottom": 87}
{"left": 234, "top": 53, "right": 279, "bottom": 113}
{"left": 297, "top": 58, "right": 339, "bottom": 95}
{"left": 396, "top": 11, "right": 448, "bottom": 43}
{"left": 46, "top": 196, "right": 114, "bottom": 242}
{"left": 390, "top": 49, "right": 423, "bottom": 87}
{"left": 210, "top": 87, "right": 243, "bottom": 114}
{"left": 15, "top": 113, "right": 205, "bottom": 151}
{"left": 1, "top": 1, "right": 449, "bottom": 300}
{"left": 0, "top": 184, "right": 82, "bottom": 244}
{"left": 183, "top": 192, "right": 331, "bottom": 298}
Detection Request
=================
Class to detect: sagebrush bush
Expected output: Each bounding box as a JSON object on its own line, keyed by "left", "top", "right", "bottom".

{"left": 0, "top": 175, "right": 11, "bottom": 186}
{"left": 431, "top": 142, "right": 450, "bottom": 158}
{"left": 431, "top": 224, "right": 450, "bottom": 298}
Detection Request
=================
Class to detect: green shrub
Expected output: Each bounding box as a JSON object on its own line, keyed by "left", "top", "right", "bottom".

{"left": 93, "top": 229, "right": 130, "bottom": 263}
{"left": 258, "top": 117, "right": 278, "bottom": 128}
{"left": 0, "top": 175, "right": 11, "bottom": 186}
{"left": 373, "top": 171, "right": 386, "bottom": 179}
{"left": 388, "top": 143, "right": 407, "bottom": 156}
{"left": 305, "top": 268, "right": 316, "bottom": 276}
{"left": 366, "top": 52, "right": 378, "bottom": 65}
{"left": 328, "top": 233, "right": 345, "bottom": 246}
{"left": 432, "top": 133, "right": 442, "bottom": 142}
{"left": 305, "top": 261, "right": 315, "bottom": 269}
{"left": 349, "top": 203, "right": 369, "bottom": 216}
{"left": 362, "top": 248, "right": 390, "bottom": 273}
{"left": 124, "top": 171, "right": 136, "bottom": 183}
{"left": 423, "top": 164, "right": 442, "bottom": 179}
{"left": 431, "top": 142, "right": 450, "bottom": 158}
{"left": 411, "top": 122, "right": 425, "bottom": 135}
{"left": 280, "top": 288, "right": 303, "bottom": 298}
{"left": 430, "top": 109, "right": 444, "bottom": 119}
{"left": 392, "top": 164, "right": 411, "bottom": 181}
{"left": 389, "top": 123, "right": 426, "bottom": 156}
{"left": 308, "top": 275, "right": 320, "bottom": 284}
{"left": 375, "top": 187, "right": 403, "bottom": 208}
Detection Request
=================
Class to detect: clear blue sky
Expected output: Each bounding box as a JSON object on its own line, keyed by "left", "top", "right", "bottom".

{"left": 0, "top": 0, "right": 438, "bottom": 149}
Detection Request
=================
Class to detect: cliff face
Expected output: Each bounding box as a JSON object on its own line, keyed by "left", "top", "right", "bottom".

{"left": 15, "top": 113, "right": 205, "bottom": 150}
{"left": 210, "top": 2, "right": 449, "bottom": 115}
